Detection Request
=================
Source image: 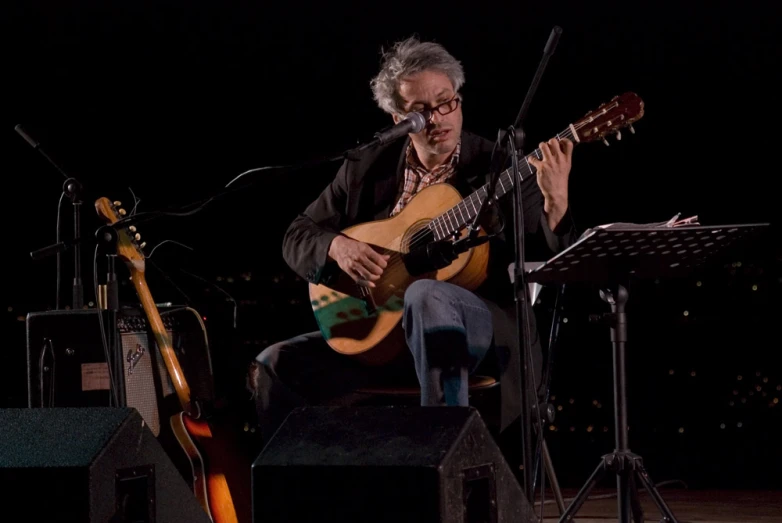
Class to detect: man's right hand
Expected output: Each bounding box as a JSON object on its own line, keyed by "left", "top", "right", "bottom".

{"left": 327, "top": 235, "right": 390, "bottom": 288}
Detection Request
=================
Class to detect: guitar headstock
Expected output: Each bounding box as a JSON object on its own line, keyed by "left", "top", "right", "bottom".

{"left": 573, "top": 92, "right": 644, "bottom": 145}
{"left": 94, "top": 197, "right": 147, "bottom": 273}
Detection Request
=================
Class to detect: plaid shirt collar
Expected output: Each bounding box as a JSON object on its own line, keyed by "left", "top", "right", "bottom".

{"left": 389, "top": 140, "right": 461, "bottom": 217}
{"left": 405, "top": 140, "right": 461, "bottom": 175}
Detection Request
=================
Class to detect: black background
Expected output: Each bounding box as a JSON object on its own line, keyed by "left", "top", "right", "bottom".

{"left": 2, "top": 0, "right": 780, "bottom": 490}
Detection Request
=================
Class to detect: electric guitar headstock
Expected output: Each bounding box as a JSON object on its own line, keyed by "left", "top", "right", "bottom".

{"left": 572, "top": 92, "right": 644, "bottom": 145}
{"left": 94, "top": 197, "right": 147, "bottom": 275}
{"left": 95, "top": 195, "right": 198, "bottom": 417}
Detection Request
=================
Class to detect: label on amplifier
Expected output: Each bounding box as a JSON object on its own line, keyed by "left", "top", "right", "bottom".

{"left": 81, "top": 363, "right": 110, "bottom": 391}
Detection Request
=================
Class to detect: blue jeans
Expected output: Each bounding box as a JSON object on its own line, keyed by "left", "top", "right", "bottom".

{"left": 250, "top": 279, "right": 495, "bottom": 441}
{"left": 402, "top": 279, "right": 494, "bottom": 406}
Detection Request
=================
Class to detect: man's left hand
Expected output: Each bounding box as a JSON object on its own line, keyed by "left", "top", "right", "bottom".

{"left": 528, "top": 137, "right": 573, "bottom": 228}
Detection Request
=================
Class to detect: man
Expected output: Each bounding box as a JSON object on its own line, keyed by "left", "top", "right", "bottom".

{"left": 249, "top": 36, "right": 577, "bottom": 443}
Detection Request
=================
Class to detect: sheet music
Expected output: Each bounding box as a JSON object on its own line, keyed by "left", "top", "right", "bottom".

{"left": 554, "top": 213, "right": 702, "bottom": 260}
{"left": 591, "top": 213, "right": 700, "bottom": 233}
{"left": 526, "top": 212, "right": 702, "bottom": 277}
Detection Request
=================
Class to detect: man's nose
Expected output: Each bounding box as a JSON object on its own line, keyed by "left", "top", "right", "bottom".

{"left": 428, "top": 111, "right": 443, "bottom": 126}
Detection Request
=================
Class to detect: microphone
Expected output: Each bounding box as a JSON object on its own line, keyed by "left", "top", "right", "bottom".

{"left": 15, "top": 124, "right": 40, "bottom": 149}
{"left": 403, "top": 240, "right": 457, "bottom": 276}
{"left": 373, "top": 110, "right": 431, "bottom": 145}
{"left": 350, "top": 110, "right": 432, "bottom": 156}
{"left": 15, "top": 125, "right": 71, "bottom": 180}
{"left": 403, "top": 234, "right": 495, "bottom": 277}
{"left": 543, "top": 25, "right": 562, "bottom": 57}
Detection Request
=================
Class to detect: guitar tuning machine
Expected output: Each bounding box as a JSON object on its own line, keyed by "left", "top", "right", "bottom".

{"left": 140, "top": 242, "right": 147, "bottom": 249}
{"left": 113, "top": 201, "right": 122, "bottom": 206}
{"left": 134, "top": 233, "right": 141, "bottom": 241}
{"left": 615, "top": 130, "right": 622, "bottom": 141}
{"left": 119, "top": 208, "right": 127, "bottom": 216}
{"left": 629, "top": 124, "right": 636, "bottom": 134}
{"left": 602, "top": 137, "right": 610, "bottom": 146}
{"left": 129, "top": 226, "right": 137, "bottom": 232}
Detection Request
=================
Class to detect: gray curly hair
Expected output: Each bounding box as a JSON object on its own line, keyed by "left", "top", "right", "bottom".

{"left": 370, "top": 36, "right": 465, "bottom": 116}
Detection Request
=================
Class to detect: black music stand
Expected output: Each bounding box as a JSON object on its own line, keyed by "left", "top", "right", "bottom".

{"left": 525, "top": 222, "right": 769, "bottom": 523}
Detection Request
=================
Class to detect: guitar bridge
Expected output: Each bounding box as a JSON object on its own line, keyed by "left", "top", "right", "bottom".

{"left": 358, "top": 285, "right": 378, "bottom": 315}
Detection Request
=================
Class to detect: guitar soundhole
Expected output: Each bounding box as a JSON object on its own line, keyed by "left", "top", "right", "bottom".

{"left": 401, "top": 220, "right": 434, "bottom": 253}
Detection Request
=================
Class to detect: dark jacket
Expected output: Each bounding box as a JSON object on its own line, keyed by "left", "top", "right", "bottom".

{"left": 283, "top": 129, "right": 577, "bottom": 432}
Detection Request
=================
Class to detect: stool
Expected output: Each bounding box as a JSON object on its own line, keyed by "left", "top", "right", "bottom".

{"left": 354, "top": 374, "right": 499, "bottom": 396}
{"left": 351, "top": 375, "right": 501, "bottom": 430}
{"left": 348, "top": 376, "right": 501, "bottom": 462}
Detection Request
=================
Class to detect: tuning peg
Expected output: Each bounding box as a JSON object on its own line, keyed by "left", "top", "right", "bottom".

{"left": 629, "top": 124, "right": 636, "bottom": 134}
{"left": 119, "top": 208, "right": 127, "bottom": 216}
{"left": 129, "top": 226, "right": 137, "bottom": 232}
{"left": 602, "top": 138, "right": 610, "bottom": 146}
{"left": 113, "top": 201, "right": 122, "bottom": 206}
{"left": 616, "top": 130, "right": 622, "bottom": 141}
{"left": 134, "top": 233, "right": 141, "bottom": 241}
{"left": 140, "top": 242, "right": 147, "bottom": 249}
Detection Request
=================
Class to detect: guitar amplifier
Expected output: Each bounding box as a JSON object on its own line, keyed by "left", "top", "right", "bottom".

{"left": 26, "top": 307, "right": 214, "bottom": 437}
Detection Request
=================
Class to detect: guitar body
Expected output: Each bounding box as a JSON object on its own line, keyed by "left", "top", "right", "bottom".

{"left": 170, "top": 412, "right": 252, "bottom": 523}
{"left": 308, "top": 183, "right": 489, "bottom": 365}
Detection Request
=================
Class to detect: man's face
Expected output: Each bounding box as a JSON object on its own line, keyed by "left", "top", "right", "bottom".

{"left": 394, "top": 69, "right": 462, "bottom": 159}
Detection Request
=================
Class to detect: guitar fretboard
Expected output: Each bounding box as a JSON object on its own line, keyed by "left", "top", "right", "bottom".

{"left": 429, "top": 125, "right": 577, "bottom": 240}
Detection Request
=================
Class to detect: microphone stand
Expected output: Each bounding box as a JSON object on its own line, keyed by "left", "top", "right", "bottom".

{"left": 508, "top": 26, "right": 562, "bottom": 504}
{"left": 67, "top": 178, "right": 84, "bottom": 310}
{"left": 457, "top": 128, "right": 507, "bottom": 248}
{"left": 17, "top": 125, "right": 84, "bottom": 310}
{"left": 448, "top": 27, "right": 563, "bottom": 511}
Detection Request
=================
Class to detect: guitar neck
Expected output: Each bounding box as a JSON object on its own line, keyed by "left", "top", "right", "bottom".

{"left": 429, "top": 124, "right": 578, "bottom": 240}
{"left": 129, "top": 267, "right": 195, "bottom": 415}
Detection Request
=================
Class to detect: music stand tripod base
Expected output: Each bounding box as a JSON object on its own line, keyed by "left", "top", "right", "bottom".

{"left": 525, "top": 223, "right": 769, "bottom": 523}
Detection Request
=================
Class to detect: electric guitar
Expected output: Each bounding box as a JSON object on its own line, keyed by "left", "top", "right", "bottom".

{"left": 308, "top": 92, "right": 645, "bottom": 365}
{"left": 95, "top": 198, "right": 251, "bottom": 523}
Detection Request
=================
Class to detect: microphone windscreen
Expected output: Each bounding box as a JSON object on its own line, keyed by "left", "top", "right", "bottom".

{"left": 408, "top": 110, "right": 430, "bottom": 133}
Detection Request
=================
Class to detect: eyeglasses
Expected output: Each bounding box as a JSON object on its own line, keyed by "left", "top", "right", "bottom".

{"left": 409, "top": 95, "right": 461, "bottom": 119}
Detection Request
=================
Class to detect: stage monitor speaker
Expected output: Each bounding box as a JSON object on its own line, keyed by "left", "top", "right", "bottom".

{"left": 0, "top": 407, "right": 211, "bottom": 523}
{"left": 251, "top": 406, "right": 536, "bottom": 523}
{"left": 26, "top": 307, "right": 214, "bottom": 437}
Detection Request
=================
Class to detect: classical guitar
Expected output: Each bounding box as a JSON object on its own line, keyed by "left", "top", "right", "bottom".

{"left": 95, "top": 198, "right": 251, "bottom": 523}
{"left": 308, "top": 92, "right": 645, "bottom": 365}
